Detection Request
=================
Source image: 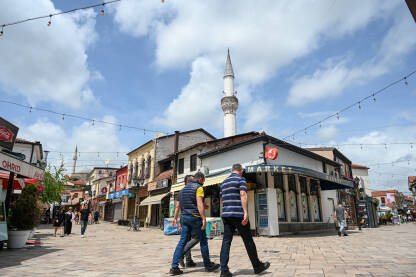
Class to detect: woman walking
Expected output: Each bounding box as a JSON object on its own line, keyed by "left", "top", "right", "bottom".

{"left": 53, "top": 207, "right": 65, "bottom": 237}
{"left": 64, "top": 207, "right": 73, "bottom": 235}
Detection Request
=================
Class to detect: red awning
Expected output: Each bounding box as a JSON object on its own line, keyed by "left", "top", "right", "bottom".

{"left": 0, "top": 172, "right": 39, "bottom": 190}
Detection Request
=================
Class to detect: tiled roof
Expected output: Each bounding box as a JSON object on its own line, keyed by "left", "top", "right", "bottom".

{"left": 154, "top": 169, "right": 173, "bottom": 182}
{"left": 371, "top": 190, "right": 398, "bottom": 197}
{"left": 352, "top": 164, "right": 370, "bottom": 170}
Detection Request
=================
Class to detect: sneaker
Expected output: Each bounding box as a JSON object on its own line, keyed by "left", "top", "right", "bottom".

{"left": 338, "top": 231, "right": 341, "bottom": 237}
{"left": 81, "top": 235, "right": 84, "bottom": 238}
{"left": 254, "top": 262, "right": 270, "bottom": 274}
{"left": 343, "top": 233, "right": 348, "bottom": 236}
{"left": 205, "top": 262, "right": 220, "bottom": 272}
{"left": 169, "top": 267, "right": 183, "bottom": 275}
{"left": 186, "top": 260, "right": 196, "bottom": 268}
{"left": 220, "top": 270, "right": 233, "bottom": 277}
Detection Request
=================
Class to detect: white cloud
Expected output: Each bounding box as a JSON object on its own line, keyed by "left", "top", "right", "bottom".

{"left": 338, "top": 126, "right": 416, "bottom": 192}
{"left": 287, "top": 7, "right": 416, "bottom": 106}
{"left": 18, "top": 116, "right": 128, "bottom": 172}
{"left": 243, "top": 100, "right": 277, "bottom": 132}
{"left": 112, "top": 0, "right": 404, "bottom": 131}
{"left": 0, "top": 0, "right": 98, "bottom": 108}
{"left": 152, "top": 57, "right": 223, "bottom": 130}
{"left": 316, "top": 125, "right": 338, "bottom": 141}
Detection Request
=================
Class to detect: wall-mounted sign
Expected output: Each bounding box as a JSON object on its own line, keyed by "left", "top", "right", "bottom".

{"left": 101, "top": 187, "right": 107, "bottom": 193}
{"left": 0, "top": 118, "right": 19, "bottom": 151}
{"left": 264, "top": 148, "right": 278, "bottom": 160}
{"left": 0, "top": 152, "right": 44, "bottom": 180}
{"left": 157, "top": 179, "right": 169, "bottom": 189}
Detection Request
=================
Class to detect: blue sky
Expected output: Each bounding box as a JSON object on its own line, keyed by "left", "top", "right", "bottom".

{"left": 0, "top": 0, "right": 415, "bottom": 193}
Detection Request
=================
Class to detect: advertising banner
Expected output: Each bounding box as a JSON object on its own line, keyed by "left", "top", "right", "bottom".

{"left": 0, "top": 117, "right": 18, "bottom": 151}
{"left": 386, "top": 193, "right": 395, "bottom": 204}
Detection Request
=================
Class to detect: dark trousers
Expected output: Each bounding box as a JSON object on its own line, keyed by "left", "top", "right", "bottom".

{"left": 220, "top": 217, "right": 261, "bottom": 272}
{"left": 81, "top": 220, "right": 88, "bottom": 235}
{"left": 183, "top": 233, "right": 200, "bottom": 262}
{"left": 64, "top": 221, "right": 72, "bottom": 235}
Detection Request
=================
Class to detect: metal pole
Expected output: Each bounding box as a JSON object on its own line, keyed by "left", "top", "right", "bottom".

{"left": 5, "top": 172, "right": 15, "bottom": 217}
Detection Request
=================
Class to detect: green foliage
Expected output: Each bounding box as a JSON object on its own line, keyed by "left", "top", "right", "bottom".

{"left": 41, "top": 164, "right": 66, "bottom": 204}
{"left": 8, "top": 184, "right": 43, "bottom": 230}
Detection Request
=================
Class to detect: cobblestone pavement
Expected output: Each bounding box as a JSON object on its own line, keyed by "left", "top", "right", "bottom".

{"left": 1, "top": 222, "right": 416, "bottom": 277}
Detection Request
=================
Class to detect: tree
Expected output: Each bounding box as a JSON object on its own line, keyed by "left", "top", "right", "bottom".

{"left": 41, "top": 164, "right": 66, "bottom": 204}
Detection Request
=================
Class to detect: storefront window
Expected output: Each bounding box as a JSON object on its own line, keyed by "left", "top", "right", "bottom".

{"left": 310, "top": 179, "right": 321, "bottom": 221}
{"left": 274, "top": 173, "right": 285, "bottom": 221}
{"left": 288, "top": 175, "right": 298, "bottom": 222}
{"left": 299, "top": 176, "right": 309, "bottom": 222}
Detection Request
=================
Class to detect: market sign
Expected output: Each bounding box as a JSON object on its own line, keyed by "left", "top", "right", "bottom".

{"left": 107, "top": 189, "right": 134, "bottom": 199}
{"left": 0, "top": 151, "right": 44, "bottom": 180}
{"left": 245, "top": 164, "right": 354, "bottom": 188}
{"left": 0, "top": 117, "right": 19, "bottom": 151}
{"left": 264, "top": 148, "right": 278, "bottom": 160}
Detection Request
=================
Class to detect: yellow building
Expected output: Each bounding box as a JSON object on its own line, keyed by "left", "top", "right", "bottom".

{"left": 126, "top": 140, "right": 155, "bottom": 223}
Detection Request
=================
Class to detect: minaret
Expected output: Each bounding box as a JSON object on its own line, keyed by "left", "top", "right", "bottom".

{"left": 221, "top": 49, "right": 238, "bottom": 137}
{"left": 72, "top": 146, "right": 77, "bottom": 175}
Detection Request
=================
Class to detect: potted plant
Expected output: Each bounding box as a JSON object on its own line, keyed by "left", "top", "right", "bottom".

{"left": 7, "top": 184, "right": 43, "bottom": 249}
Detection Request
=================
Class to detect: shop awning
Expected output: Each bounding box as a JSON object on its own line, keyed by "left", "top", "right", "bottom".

{"left": 203, "top": 174, "right": 229, "bottom": 188}
{"left": 0, "top": 172, "right": 39, "bottom": 190}
{"left": 139, "top": 192, "right": 170, "bottom": 206}
{"left": 245, "top": 164, "right": 354, "bottom": 189}
{"left": 171, "top": 182, "right": 184, "bottom": 193}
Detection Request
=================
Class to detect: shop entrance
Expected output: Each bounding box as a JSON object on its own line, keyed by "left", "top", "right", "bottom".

{"left": 150, "top": 204, "right": 159, "bottom": 226}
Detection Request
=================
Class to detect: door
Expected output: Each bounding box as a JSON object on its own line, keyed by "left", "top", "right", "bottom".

{"left": 256, "top": 191, "right": 268, "bottom": 235}
{"left": 113, "top": 202, "right": 123, "bottom": 221}
{"left": 151, "top": 204, "right": 159, "bottom": 226}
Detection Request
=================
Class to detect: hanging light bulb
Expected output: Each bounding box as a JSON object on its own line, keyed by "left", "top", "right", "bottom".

{"left": 373, "top": 94, "right": 376, "bottom": 102}
{"left": 304, "top": 129, "right": 307, "bottom": 135}
{"left": 92, "top": 120, "right": 95, "bottom": 126}
{"left": 319, "top": 122, "right": 322, "bottom": 128}
{"left": 404, "top": 76, "right": 408, "bottom": 86}
{"left": 29, "top": 107, "right": 32, "bottom": 113}
{"left": 360, "top": 144, "right": 363, "bottom": 150}
{"left": 144, "top": 129, "right": 146, "bottom": 135}
{"left": 0, "top": 25, "right": 4, "bottom": 37}
{"left": 358, "top": 102, "right": 361, "bottom": 110}
{"left": 62, "top": 113, "right": 65, "bottom": 120}
{"left": 48, "top": 15, "right": 52, "bottom": 27}
{"left": 101, "top": 3, "right": 105, "bottom": 16}
{"left": 119, "top": 125, "right": 122, "bottom": 131}
{"left": 336, "top": 113, "right": 339, "bottom": 120}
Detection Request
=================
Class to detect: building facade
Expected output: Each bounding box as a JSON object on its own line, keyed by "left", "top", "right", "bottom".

{"left": 352, "top": 164, "right": 371, "bottom": 197}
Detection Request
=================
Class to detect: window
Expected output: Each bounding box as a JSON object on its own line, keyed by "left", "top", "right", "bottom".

{"left": 178, "top": 158, "right": 184, "bottom": 174}
{"left": 322, "top": 162, "right": 327, "bottom": 173}
{"left": 381, "top": 197, "right": 386, "bottom": 204}
{"left": 145, "top": 155, "right": 152, "bottom": 178}
{"left": 288, "top": 175, "right": 298, "bottom": 222}
{"left": 190, "top": 154, "right": 197, "bottom": 172}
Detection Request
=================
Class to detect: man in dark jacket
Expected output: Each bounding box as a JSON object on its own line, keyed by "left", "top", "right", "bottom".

{"left": 80, "top": 204, "right": 90, "bottom": 238}
{"left": 169, "top": 172, "right": 219, "bottom": 275}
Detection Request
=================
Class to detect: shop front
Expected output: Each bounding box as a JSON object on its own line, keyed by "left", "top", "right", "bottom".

{"left": 244, "top": 164, "right": 354, "bottom": 235}
{"left": 107, "top": 189, "right": 134, "bottom": 222}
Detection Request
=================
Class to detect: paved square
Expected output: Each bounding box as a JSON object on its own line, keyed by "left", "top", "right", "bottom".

{"left": 1, "top": 223, "right": 416, "bottom": 277}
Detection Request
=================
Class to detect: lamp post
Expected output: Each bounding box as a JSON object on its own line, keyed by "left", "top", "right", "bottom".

{"left": 354, "top": 177, "right": 362, "bottom": 230}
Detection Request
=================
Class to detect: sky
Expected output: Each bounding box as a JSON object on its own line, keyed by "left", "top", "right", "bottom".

{"left": 0, "top": 0, "right": 415, "bottom": 194}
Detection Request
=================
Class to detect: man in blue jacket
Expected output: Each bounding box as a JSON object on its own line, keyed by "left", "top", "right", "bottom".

{"left": 170, "top": 172, "right": 220, "bottom": 275}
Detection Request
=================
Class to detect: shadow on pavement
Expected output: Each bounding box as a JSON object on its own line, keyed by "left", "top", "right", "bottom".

{"left": 0, "top": 228, "right": 63, "bottom": 269}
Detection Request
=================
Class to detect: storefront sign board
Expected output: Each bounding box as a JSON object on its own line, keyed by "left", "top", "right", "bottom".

{"left": 0, "top": 152, "right": 44, "bottom": 180}
{"left": 0, "top": 118, "right": 18, "bottom": 151}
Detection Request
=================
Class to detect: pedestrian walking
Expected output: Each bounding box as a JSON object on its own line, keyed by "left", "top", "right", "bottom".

{"left": 73, "top": 208, "right": 79, "bottom": 225}
{"left": 169, "top": 172, "right": 220, "bottom": 275}
{"left": 178, "top": 175, "right": 198, "bottom": 268}
{"left": 219, "top": 164, "right": 270, "bottom": 277}
{"left": 53, "top": 207, "right": 65, "bottom": 237}
{"left": 80, "top": 204, "right": 90, "bottom": 238}
{"left": 334, "top": 202, "right": 348, "bottom": 236}
{"left": 64, "top": 207, "right": 73, "bottom": 235}
{"left": 94, "top": 210, "right": 100, "bottom": 224}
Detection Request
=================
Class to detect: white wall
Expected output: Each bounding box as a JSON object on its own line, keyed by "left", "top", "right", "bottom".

{"left": 321, "top": 190, "right": 337, "bottom": 223}
{"left": 202, "top": 141, "right": 264, "bottom": 174}
{"left": 267, "top": 145, "right": 325, "bottom": 173}
{"left": 352, "top": 168, "right": 371, "bottom": 196}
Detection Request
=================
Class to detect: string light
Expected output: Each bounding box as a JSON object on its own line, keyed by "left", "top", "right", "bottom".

{"left": 282, "top": 69, "right": 416, "bottom": 140}
{"left": 0, "top": 1, "right": 122, "bottom": 36}
{"left": 92, "top": 120, "right": 95, "bottom": 126}
{"left": 29, "top": 107, "right": 32, "bottom": 113}
{"left": 62, "top": 113, "right": 65, "bottom": 120}
{"left": 404, "top": 76, "right": 408, "bottom": 86}
{"left": 101, "top": 4, "right": 105, "bottom": 16}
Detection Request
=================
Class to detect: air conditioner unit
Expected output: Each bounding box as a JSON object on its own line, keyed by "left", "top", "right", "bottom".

{"left": 200, "top": 166, "right": 209, "bottom": 176}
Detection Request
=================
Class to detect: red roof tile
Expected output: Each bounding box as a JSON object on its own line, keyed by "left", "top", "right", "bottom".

{"left": 371, "top": 190, "right": 398, "bottom": 197}
{"left": 352, "top": 164, "right": 370, "bottom": 170}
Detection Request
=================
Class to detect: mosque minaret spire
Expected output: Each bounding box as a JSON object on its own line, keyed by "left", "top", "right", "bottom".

{"left": 221, "top": 49, "right": 238, "bottom": 137}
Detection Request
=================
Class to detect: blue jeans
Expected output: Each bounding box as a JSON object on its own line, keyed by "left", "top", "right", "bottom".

{"left": 339, "top": 220, "right": 347, "bottom": 235}
{"left": 172, "top": 216, "right": 211, "bottom": 268}
{"left": 81, "top": 220, "right": 88, "bottom": 235}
